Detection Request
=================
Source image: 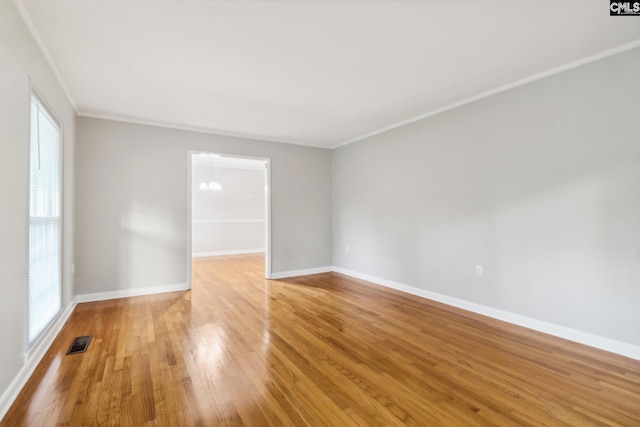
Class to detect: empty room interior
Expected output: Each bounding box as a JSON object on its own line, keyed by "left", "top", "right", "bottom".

{"left": 1, "top": 0, "right": 640, "bottom": 425}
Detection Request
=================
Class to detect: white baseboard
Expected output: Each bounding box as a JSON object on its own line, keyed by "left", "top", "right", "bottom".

{"left": 76, "top": 283, "right": 190, "bottom": 303}
{"left": 332, "top": 266, "right": 640, "bottom": 361}
{"left": 192, "top": 249, "right": 264, "bottom": 258}
{"left": 2, "top": 266, "right": 636, "bottom": 423}
{"left": 270, "top": 266, "right": 334, "bottom": 280}
{"left": 0, "top": 296, "right": 79, "bottom": 421}
{"left": 0, "top": 282, "right": 189, "bottom": 420}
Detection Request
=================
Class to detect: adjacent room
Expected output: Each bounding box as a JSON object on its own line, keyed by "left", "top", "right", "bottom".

{"left": 190, "top": 152, "right": 269, "bottom": 266}
{"left": 1, "top": 0, "right": 639, "bottom": 425}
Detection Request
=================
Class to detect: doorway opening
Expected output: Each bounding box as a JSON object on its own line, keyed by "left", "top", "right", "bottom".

{"left": 187, "top": 151, "right": 271, "bottom": 288}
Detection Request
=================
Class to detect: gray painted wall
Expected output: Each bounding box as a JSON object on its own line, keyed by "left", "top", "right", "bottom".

{"left": 333, "top": 48, "right": 640, "bottom": 346}
{"left": 0, "top": 0, "right": 75, "bottom": 399}
{"left": 2, "top": 0, "right": 638, "bottom": 406}
{"left": 192, "top": 164, "right": 266, "bottom": 255}
{"left": 75, "top": 117, "right": 332, "bottom": 294}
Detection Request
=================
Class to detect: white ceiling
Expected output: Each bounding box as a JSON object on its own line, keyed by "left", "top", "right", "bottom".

{"left": 17, "top": 0, "right": 640, "bottom": 148}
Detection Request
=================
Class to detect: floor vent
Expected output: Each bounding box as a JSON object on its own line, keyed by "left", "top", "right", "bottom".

{"left": 67, "top": 336, "right": 91, "bottom": 355}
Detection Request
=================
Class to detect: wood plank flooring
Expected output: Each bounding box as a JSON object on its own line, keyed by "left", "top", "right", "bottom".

{"left": 2, "top": 254, "right": 639, "bottom": 426}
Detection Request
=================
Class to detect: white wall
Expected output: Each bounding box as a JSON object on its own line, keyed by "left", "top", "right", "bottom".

{"left": 75, "top": 117, "right": 332, "bottom": 294}
{"left": 333, "top": 47, "right": 640, "bottom": 347}
{"left": 192, "top": 163, "right": 266, "bottom": 256}
{"left": 0, "top": 0, "right": 75, "bottom": 403}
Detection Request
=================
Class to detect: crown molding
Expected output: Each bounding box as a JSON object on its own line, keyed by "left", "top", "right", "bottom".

{"left": 77, "top": 111, "right": 330, "bottom": 149}
{"left": 12, "top": 0, "right": 640, "bottom": 152}
{"left": 12, "top": 0, "right": 78, "bottom": 112}
{"left": 333, "top": 39, "right": 640, "bottom": 149}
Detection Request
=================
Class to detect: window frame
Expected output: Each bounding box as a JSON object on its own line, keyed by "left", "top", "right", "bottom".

{"left": 25, "top": 86, "right": 65, "bottom": 358}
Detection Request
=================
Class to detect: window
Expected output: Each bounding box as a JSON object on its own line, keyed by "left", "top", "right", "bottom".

{"left": 28, "top": 94, "right": 62, "bottom": 347}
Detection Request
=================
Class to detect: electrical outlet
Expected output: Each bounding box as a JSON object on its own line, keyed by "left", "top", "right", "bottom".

{"left": 475, "top": 265, "right": 483, "bottom": 276}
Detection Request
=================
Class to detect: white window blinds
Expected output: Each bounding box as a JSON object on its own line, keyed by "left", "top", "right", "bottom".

{"left": 28, "top": 95, "right": 62, "bottom": 346}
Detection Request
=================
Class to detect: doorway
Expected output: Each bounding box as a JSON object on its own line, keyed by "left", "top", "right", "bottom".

{"left": 187, "top": 151, "right": 271, "bottom": 288}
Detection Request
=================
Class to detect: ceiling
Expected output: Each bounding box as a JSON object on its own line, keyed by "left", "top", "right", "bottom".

{"left": 17, "top": 0, "right": 640, "bottom": 148}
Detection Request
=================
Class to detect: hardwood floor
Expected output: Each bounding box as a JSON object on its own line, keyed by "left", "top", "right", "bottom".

{"left": 2, "top": 254, "right": 639, "bottom": 426}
